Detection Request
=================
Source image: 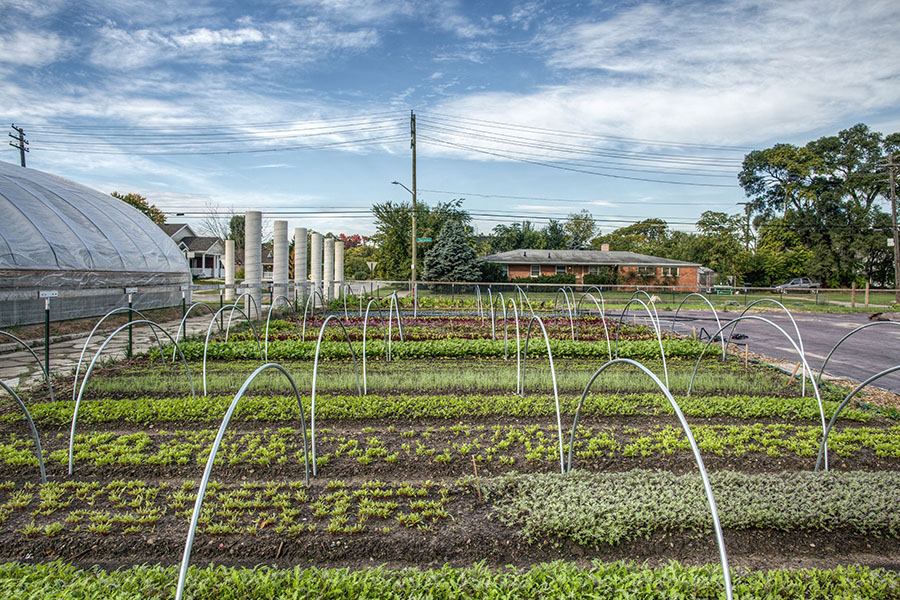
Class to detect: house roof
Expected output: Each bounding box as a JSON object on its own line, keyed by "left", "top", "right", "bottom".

{"left": 159, "top": 223, "right": 190, "bottom": 237}
{"left": 181, "top": 236, "right": 224, "bottom": 253}
{"left": 480, "top": 249, "right": 701, "bottom": 268}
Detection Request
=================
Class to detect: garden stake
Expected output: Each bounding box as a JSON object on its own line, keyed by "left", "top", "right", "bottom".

{"left": 787, "top": 361, "right": 802, "bottom": 386}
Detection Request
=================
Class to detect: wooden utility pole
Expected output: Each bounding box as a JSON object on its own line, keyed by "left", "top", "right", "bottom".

{"left": 887, "top": 153, "right": 900, "bottom": 303}
{"left": 8, "top": 124, "right": 28, "bottom": 167}
{"left": 410, "top": 111, "right": 417, "bottom": 312}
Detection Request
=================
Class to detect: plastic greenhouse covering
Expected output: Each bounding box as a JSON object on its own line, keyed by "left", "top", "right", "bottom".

{"left": 0, "top": 160, "right": 190, "bottom": 325}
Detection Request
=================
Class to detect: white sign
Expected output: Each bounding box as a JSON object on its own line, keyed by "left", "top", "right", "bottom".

{"left": 125, "top": 287, "right": 138, "bottom": 294}
{"left": 38, "top": 290, "right": 58, "bottom": 298}
{"left": 366, "top": 261, "right": 378, "bottom": 272}
{"left": 889, "top": 237, "right": 895, "bottom": 247}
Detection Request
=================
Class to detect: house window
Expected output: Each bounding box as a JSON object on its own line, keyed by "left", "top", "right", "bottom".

{"left": 661, "top": 267, "right": 679, "bottom": 278}
{"left": 502, "top": 264, "right": 509, "bottom": 278}
{"left": 636, "top": 266, "right": 655, "bottom": 276}
{"left": 556, "top": 265, "right": 567, "bottom": 275}
{"left": 588, "top": 265, "right": 599, "bottom": 275}
{"left": 530, "top": 265, "right": 540, "bottom": 278}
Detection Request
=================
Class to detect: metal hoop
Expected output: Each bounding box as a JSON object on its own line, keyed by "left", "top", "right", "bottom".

{"left": 203, "top": 304, "right": 262, "bottom": 396}
{"left": 574, "top": 293, "right": 611, "bottom": 359}
{"left": 310, "top": 315, "right": 362, "bottom": 476}
{"left": 520, "top": 315, "right": 565, "bottom": 473}
{"left": 815, "top": 364, "right": 900, "bottom": 471}
{"left": 553, "top": 287, "right": 576, "bottom": 340}
{"left": 172, "top": 302, "right": 220, "bottom": 361}
{"left": 0, "top": 330, "right": 56, "bottom": 403}
{"left": 73, "top": 306, "right": 162, "bottom": 402}
{"left": 565, "top": 357, "right": 732, "bottom": 600}
{"left": 68, "top": 319, "right": 194, "bottom": 475}
{"left": 264, "top": 295, "right": 301, "bottom": 360}
{"left": 362, "top": 298, "right": 389, "bottom": 393}
{"left": 301, "top": 288, "right": 328, "bottom": 339}
{"left": 815, "top": 321, "right": 900, "bottom": 389}
{"left": 0, "top": 380, "right": 46, "bottom": 484}
{"left": 174, "top": 362, "right": 310, "bottom": 600}
{"left": 731, "top": 298, "right": 805, "bottom": 395}
{"left": 687, "top": 315, "right": 827, "bottom": 470}
{"left": 614, "top": 298, "right": 668, "bottom": 388}
{"left": 669, "top": 292, "right": 725, "bottom": 360}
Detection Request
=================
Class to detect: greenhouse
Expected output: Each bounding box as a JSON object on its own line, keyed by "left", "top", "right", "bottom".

{"left": 0, "top": 160, "right": 189, "bottom": 325}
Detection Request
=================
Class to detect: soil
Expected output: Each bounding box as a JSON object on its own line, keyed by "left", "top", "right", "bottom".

{"left": 3, "top": 329, "right": 900, "bottom": 577}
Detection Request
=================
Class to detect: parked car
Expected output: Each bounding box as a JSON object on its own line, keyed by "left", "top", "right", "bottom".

{"left": 772, "top": 277, "right": 820, "bottom": 292}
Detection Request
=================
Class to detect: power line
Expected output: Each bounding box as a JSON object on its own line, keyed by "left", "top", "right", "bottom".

{"left": 420, "top": 135, "right": 738, "bottom": 188}
{"left": 419, "top": 117, "right": 742, "bottom": 166}
{"left": 33, "top": 134, "right": 408, "bottom": 156}
{"left": 418, "top": 188, "right": 738, "bottom": 206}
{"left": 417, "top": 111, "right": 754, "bottom": 152}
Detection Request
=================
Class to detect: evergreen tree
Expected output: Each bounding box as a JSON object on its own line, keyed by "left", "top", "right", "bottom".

{"left": 423, "top": 220, "right": 481, "bottom": 282}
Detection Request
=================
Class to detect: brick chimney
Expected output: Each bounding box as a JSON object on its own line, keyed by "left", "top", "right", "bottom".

{"left": 601, "top": 243, "right": 610, "bottom": 252}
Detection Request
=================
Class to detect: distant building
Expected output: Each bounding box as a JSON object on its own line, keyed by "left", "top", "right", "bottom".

{"left": 480, "top": 248, "right": 703, "bottom": 290}
{"left": 159, "top": 224, "right": 224, "bottom": 278}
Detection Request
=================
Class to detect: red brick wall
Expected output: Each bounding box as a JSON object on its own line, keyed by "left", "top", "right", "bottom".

{"left": 618, "top": 266, "right": 698, "bottom": 291}
{"left": 508, "top": 264, "right": 531, "bottom": 279}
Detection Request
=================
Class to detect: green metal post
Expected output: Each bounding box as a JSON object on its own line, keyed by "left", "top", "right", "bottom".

{"left": 44, "top": 298, "right": 50, "bottom": 379}
{"left": 127, "top": 294, "right": 133, "bottom": 358}
{"left": 219, "top": 287, "right": 224, "bottom": 330}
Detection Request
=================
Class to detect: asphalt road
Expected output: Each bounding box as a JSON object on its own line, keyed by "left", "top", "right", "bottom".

{"left": 650, "top": 308, "right": 900, "bottom": 393}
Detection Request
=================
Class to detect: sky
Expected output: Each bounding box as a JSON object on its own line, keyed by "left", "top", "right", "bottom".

{"left": 2, "top": 0, "right": 899, "bottom": 240}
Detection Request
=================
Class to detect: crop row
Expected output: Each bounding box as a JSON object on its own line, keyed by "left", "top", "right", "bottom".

{"left": 235, "top": 317, "right": 656, "bottom": 343}
{"left": 6, "top": 391, "right": 872, "bottom": 427}
{"left": 4, "top": 560, "right": 899, "bottom": 600}
{"left": 0, "top": 478, "right": 449, "bottom": 539}
{"left": 485, "top": 469, "right": 900, "bottom": 547}
{"left": 83, "top": 360, "right": 805, "bottom": 399}
{"left": 6, "top": 421, "right": 897, "bottom": 473}
{"left": 159, "top": 337, "right": 705, "bottom": 361}
{"left": 1, "top": 470, "right": 899, "bottom": 545}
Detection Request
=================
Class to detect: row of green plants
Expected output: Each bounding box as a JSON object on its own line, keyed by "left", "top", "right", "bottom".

{"left": 0, "top": 478, "right": 449, "bottom": 539}
{"left": 84, "top": 361, "right": 805, "bottom": 398}
{"left": 251, "top": 316, "right": 650, "bottom": 343}
{"left": 159, "top": 338, "right": 705, "bottom": 362}
{"left": 4, "top": 560, "right": 899, "bottom": 600}
{"left": 484, "top": 469, "right": 900, "bottom": 547}
{"left": 8, "top": 420, "right": 896, "bottom": 473}
{"left": 6, "top": 391, "right": 873, "bottom": 427}
{"left": 2, "top": 470, "right": 899, "bottom": 547}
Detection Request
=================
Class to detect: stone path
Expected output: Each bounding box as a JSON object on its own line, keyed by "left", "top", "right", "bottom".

{"left": 0, "top": 315, "right": 216, "bottom": 393}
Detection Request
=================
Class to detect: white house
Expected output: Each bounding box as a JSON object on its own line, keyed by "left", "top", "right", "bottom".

{"left": 159, "top": 223, "right": 225, "bottom": 278}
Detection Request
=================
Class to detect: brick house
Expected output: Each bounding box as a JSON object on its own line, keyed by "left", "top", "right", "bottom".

{"left": 481, "top": 249, "right": 703, "bottom": 291}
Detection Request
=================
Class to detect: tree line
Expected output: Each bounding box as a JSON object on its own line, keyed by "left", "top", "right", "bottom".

{"left": 368, "top": 123, "right": 900, "bottom": 288}
{"left": 114, "top": 123, "right": 899, "bottom": 288}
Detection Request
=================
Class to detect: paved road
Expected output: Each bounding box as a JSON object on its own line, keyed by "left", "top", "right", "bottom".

{"left": 654, "top": 309, "right": 900, "bottom": 393}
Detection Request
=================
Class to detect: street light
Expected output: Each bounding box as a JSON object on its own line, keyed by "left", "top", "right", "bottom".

{"left": 391, "top": 180, "right": 417, "bottom": 314}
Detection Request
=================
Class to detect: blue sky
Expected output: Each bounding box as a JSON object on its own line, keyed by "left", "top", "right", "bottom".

{"left": 2, "top": 0, "right": 899, "bottom": 239}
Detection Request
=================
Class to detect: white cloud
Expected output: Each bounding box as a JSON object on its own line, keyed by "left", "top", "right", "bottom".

{"left": 172, "top": 27, "right": 266, "bottom": 48}
{"left": 0, "top": 30, "right": 66, "bottom": 66}
{"left": 88, "top": 19, "right": 378, "bottom": 70}
{"left": 434, "top": 0, "right": 900, "bottom": 150}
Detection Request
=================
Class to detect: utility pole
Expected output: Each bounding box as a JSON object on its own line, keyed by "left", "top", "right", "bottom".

{"left": 8, "top": 124, "right": 28, "bottom": 167}
{"left": 410, "top": 110, "right": 417, "bottom": 310}
{"left": 887, "top": 152, "right": 900, "bottom": 303}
